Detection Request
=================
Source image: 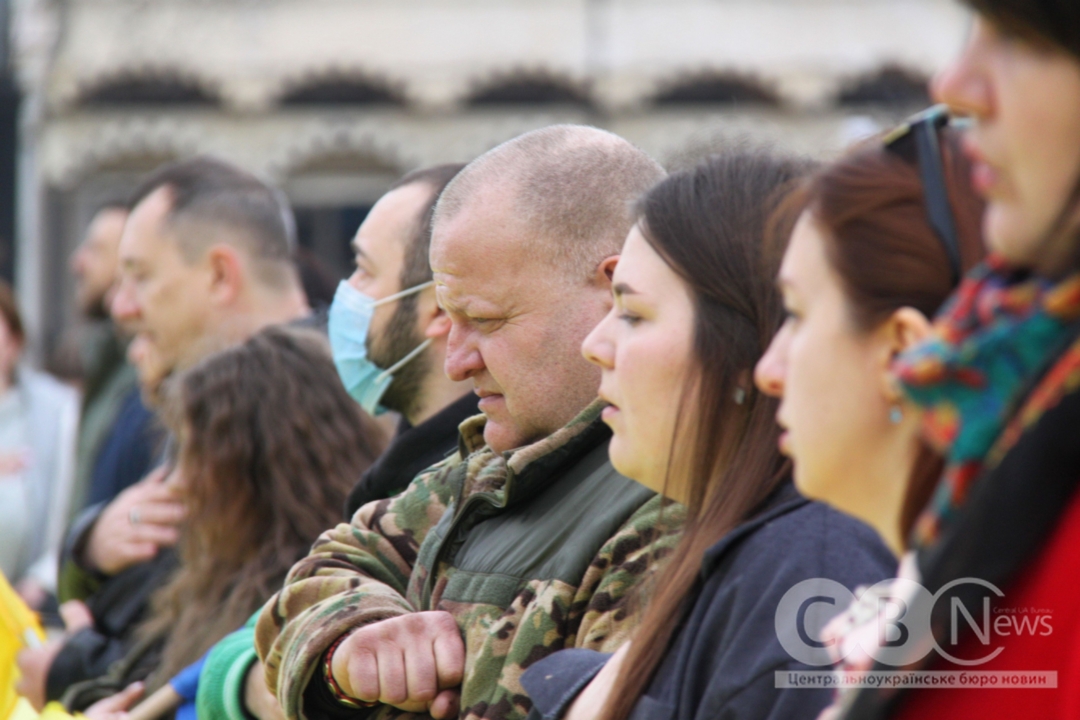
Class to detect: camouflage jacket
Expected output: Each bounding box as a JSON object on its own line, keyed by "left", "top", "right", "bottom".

{"left": 255, "top": 401, "right": 683, "bottom": 720}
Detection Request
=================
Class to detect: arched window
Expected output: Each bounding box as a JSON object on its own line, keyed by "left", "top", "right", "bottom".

{"left": 280, "top": 73, "right": 405, "bottom": 107}
{"left": 78, "top": 72, "right": 219, "bottom": 106}
{"left": 653, "top": 71, "right": 779, "bottom": 106}
{"left": 838, "top": 66, "right": 931, "bottom": 106}
{"left": 466, "top": 71, "right": 591, "bottom": 107}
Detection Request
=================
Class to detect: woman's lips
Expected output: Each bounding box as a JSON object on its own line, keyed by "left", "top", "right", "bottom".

{"left": 962, "top": 137, "right": 1000, "bottom": 197}
{"left": 601, "top": 404, "right": 619, "bottom": 422}
{"left": 971, "top": 160, "right": 999, "bottom": 197}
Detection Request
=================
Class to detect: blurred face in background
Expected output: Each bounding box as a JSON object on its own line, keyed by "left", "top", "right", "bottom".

{"left": 111, "top": 187, "right": 216, "bottom": 388}
{"left": 0, "top": 315, "right": 22, "bottom": 388}
{"left": 71, "top": 207, "right": 128, "bottom": 320}
{"left": 581, "top": 226, "right": 696, "bottom": 503}
{"left": 933, "top": 15, "right": 1080, "bottom": 270}
{"left": 127, "top": 332, "right": 171, "bottom": 406}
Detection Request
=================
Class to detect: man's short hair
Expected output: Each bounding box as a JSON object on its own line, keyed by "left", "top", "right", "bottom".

{"left": 390, "top": 164, "right": 467, "bottom": 290}
{"left": 434, "top": 125, "right": 666, "bottom": 281}
{"left": 128, "top": 156, "right": 296, "bottom": 288}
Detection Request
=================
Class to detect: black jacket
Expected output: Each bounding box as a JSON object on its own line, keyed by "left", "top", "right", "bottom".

{"left": 47, "top": 548, "right": 178, "bottom": 705}
{"left": 522, "top": 483, "right": 897, "bottom": 720}
{"left": 344, "top": 392, "right": 479, "bottom": 518}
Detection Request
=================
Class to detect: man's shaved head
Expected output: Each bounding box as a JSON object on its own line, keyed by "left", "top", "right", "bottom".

{"left": 435, "top": 125, "right": 665, "bottom": 282}
{"left": 430, "top": 125, "right": 665, "bottom": 453}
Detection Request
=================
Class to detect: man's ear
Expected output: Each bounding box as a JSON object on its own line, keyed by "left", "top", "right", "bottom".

{"left": 205, "top": 245, "right": 245, "bottom": 306}
{"left": 424, "top": 307, "right": 452, "bottom": 340}
{"left": 878, "top": 306, "right": 934, "bottom": 402}
{"left": 594, "top": 255, "right": 619, "bottom": 288}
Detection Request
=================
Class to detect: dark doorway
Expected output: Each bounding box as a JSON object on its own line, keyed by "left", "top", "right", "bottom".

{"left": 293, "top": 205, "right": 372, "bottom": 308}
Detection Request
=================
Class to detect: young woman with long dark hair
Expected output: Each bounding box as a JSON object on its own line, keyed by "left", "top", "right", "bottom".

{"left": 520, "top": 150, "right": 897, "bottom": 720}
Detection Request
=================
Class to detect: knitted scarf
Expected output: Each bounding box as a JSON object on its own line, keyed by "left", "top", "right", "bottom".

{"left": 895, "top": 254, "right": 1080, "bottom": 548}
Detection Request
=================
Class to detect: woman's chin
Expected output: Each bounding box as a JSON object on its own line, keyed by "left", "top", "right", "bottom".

{"left": 983, "top": 204, "right": 1051, "bottom": 269}
{"left": 607, "top": 435, "right": 645, "bottom": 482}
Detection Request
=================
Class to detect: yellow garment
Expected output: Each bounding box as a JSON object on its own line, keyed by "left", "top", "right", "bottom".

{"left": 8, "top": 700, "right": 81, "bottom": 720}
{"left": 1, "top": 572, "right": 46, "bottom": 720}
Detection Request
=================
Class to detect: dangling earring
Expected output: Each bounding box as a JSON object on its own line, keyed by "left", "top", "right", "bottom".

{"left": 734, "top": 387, "right": 747, "bottom": 405}
{"left": 889, "top": 404, "right": 903, "bottom": 424}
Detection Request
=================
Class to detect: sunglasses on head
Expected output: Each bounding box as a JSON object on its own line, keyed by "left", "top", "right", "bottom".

{"left": 883, "top": 104, "right": 971, "bottom": 286}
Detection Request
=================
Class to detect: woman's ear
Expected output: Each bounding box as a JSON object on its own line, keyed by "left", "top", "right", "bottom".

{"left": 878, "top": 307, "right": 934, "bottom": 402}
{"left": 891, "top": 307, "right": 934, "bottom": 352}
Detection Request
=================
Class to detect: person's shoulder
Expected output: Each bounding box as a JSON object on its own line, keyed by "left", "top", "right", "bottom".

{"left": 21, "top": 366, "right": 78, "bottom": 401}
{"left": 727, "top": 498, "right": 897, "bottom": 590}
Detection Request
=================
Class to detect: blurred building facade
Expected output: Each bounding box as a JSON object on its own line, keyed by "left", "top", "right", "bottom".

{"left": 8, "top": 0, "right": 971, "bottom": 362}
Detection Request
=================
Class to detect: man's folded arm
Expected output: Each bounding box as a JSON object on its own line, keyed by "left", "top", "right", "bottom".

{"left": 255, "top": 458, "right": 461, "bottom": 720}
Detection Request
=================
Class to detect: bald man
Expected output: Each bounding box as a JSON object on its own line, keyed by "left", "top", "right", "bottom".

{"left": 257, "top": 126, "right": 683, "bottom": 720}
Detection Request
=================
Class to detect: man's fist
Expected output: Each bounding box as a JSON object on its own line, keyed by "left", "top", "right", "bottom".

{"left": 84, "top": 466, "right": 185, "bottom": 575}
{"left": 331, "top": 611, "right": 464, "bottom": 719}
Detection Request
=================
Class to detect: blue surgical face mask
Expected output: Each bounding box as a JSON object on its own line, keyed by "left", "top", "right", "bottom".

{"left": 328, "top": 279, "right": 434, "bottom": 416}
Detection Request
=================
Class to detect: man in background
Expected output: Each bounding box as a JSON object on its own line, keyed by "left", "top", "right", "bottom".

{"left": 68, "top": 202, "right": 161, "bottom": 532}
{"left": 17, "top": 157, "right": 310, "bottom": 708}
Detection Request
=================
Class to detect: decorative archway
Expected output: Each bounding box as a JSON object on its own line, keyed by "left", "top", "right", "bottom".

{"left": 465, "top": 69, "right": 592, "bottom": 107}
{"left": 652, "top": 70, "right": 780, "bottom": 107}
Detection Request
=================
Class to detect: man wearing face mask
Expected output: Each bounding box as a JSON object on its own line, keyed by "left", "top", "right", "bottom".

{"left": 195, "top": 165, "right": 477, "bottom": 720}
{"left": 329, "top": 163, "right": 479, "bottom": 516}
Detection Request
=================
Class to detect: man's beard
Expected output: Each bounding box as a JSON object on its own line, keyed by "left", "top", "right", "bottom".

{"left": 367, "top": 296, "right": 430, "bottom": 420}
{"left": 81, "top": 291, "right": 110, "bottom": 321}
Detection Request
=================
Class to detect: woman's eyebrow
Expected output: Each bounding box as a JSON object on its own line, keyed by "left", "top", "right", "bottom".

{"left": 613, "top": 282, "right": 639, "bottom": 298}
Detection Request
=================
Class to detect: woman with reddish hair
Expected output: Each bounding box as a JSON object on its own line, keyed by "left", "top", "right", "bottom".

{"left": 754, "top": 121, "right": 987, "bottom": 717}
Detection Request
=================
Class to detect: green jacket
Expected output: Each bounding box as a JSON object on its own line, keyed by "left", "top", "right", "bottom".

{"left": 256, "top": 401, "right": 683, "bottom": 720}
{"left": 197, "top": 615, "right": 260, "bottom": 720}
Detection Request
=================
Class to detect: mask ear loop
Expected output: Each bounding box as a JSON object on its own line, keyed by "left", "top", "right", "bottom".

{"left": 370, "top": 279, "right": 437, "bottom": 383}
{"left": 373, "top": 338, "right": 433, "bottom": 385}
{"left": 373, "top": 280, "right": 435, "bottom": 307}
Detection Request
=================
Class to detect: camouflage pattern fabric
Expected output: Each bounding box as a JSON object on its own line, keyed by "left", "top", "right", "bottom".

{"left": 256, "top": 400, "right": 684, "bottom": 720}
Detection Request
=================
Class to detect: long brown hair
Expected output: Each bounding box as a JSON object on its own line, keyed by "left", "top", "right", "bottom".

{"left": 600, "top": 149, "right": 816, "bottom": 720}
{"left": 140, "top": 326, "right": 384, "bottom": 687}
{"left": 803, "top": 130, "right": 986, "bottom": 540}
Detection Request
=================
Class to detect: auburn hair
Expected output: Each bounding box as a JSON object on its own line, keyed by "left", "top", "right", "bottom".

{"left": 803, "top": 130, "right": 986, "bottom": 541}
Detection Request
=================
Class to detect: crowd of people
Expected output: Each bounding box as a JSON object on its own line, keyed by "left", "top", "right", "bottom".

{"left": 6, "top": 0, "right": 1080, "bottom": 718}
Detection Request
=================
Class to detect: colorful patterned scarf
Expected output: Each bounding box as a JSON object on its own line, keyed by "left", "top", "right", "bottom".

{"left": 895, "top": 254, "right": 1080, "bottom": 547}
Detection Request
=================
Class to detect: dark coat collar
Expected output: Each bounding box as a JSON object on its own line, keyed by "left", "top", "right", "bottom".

{"left": 701, "top": 480, "right": 807, "bottom": 578}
